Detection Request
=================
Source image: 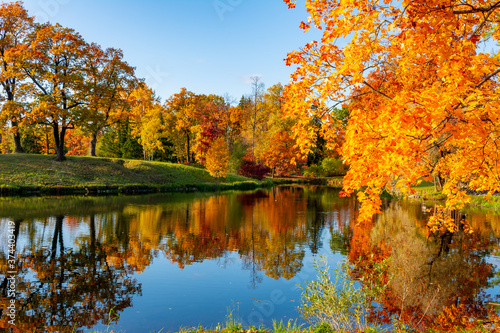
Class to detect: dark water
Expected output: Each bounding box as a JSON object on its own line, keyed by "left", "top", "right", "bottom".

{"left": 0, "top": 186, "right": 499, "bottom": 332}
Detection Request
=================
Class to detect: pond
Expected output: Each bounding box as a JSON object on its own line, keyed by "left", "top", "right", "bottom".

{"left": 1, "top": 185, "right": 500, "bottom": 332}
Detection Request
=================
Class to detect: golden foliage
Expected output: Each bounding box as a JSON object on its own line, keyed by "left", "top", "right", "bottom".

{"left": 205, "top": 137, "right": 230, "bottom": 178}
{"left": 283, "top": 0, "right": 500, "bottom": 222}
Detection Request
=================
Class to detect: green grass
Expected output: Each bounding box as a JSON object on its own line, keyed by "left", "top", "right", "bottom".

{"left": 411, "top": 180, "right": 500, "bottom": 210}
{"left": 0, "top": 154, "right": 271, "bottom": 195}
{"left": 85, "top": 322, "right": 497, "bottom": 333}
{"left": 411, "top": 180, "right": 447, "bottom": 200}
{"left": 468, "top": 194, "right": 500, "bottom": 211}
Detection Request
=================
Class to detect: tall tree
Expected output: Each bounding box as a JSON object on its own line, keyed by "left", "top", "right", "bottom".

{"left": 205, "top": 136, "right": 230, "bottom": 178}
{"left": 128, "top": 83, "right": 165, "bottom": 160}
{"left": 82, "top": 44, "right": 136, "bottom": 156}
{"left": 283, "top": 0, "right": 500, "bottom": 222}
{"left": 261, "top": 130, "right": 304, "bottom": 177}
{"left": 164, "top": 88, "right": 197, "bottom": 163}
{"left": 164, "top": 90, "right": 225, "bottom": 163}
{"left": 9, "top": 23, "right": 90, "bottom": 161}
{"left": 249, "top": 76, "right": 264, "bottom": 159}
{"left": 0, "top": 1, "right": 34, "bottom": 153}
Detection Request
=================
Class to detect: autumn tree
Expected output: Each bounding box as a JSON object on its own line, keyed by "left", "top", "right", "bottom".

{"left": 196, "top": 101, "right": 225, "bottom": 163}
{"left": 283, "top": 0, "right": 500, "bottom": 222}
{"left": 195, "top": 97, "right": 244, "bottom": 165}
{"left": 65, "top": 128, "right": 90, "bottom": 156}
{"left": 240, "top": 76, "right": 267, "bottom": 160}
{"left": 0, "top": 1, "right": 34, "bottom": 153}
{"left": 205, "top": 136, "right": 230, "bottom": 178}
{"left": 257, "top": 83, "right": 286, "bottom": 158}
{"left": 81, "top": 44, "right": 136, "bottom": 156}
{"left": 128, "top": 83, "right": 166, "bottom": 160}
{"left": 262, "top": 130, "right": 304, "bottom": 177}
{"left": 9, "top": 23, "right": 90, "bottom": 161}
{"left": 165, "top": 89, "right": 228, "bottom": 163}
{"left": 164, "top": 88, "right": 199, "bottom": 163}
{"left": 250, "top": 76, "right": 264, "bottom": 158}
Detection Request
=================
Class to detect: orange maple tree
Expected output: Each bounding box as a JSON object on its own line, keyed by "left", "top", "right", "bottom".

{"left": 283, "top": 0, "right": 500, "bottom": 222}
{"left": 8, "top": 23, "right": 90, "bottom": 161}
{"left": 261, "top": 130, "right": 304, "bottom": 177}
{"left": 164, "top": 88, "right": 200, "bottom": 163}
{"left": 65, "top": 129, "right": 90, "bottom": 156}
{"left": 0, "top": 1, "right": 33, "bottom": 153}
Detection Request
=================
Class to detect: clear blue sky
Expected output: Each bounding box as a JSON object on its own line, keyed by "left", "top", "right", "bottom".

{"left": 20, "top": 0, "right": 318, "bottom": 103}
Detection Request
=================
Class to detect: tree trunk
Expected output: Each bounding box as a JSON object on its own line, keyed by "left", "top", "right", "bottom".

{"left": 13, "top": 132, "right": 24, "bottom": 153}
{"left": 12, "top": 121, "right": 24, "bottom": 153}
{"left": 90, "top": 132, "right": 97, "bottom": 157}
{"left": 53, "top": 123, "right": 67, "bottom": 161}
{"left": 434, "top": 174, "right": 444, "bottom": 192}
{"left": 45, "top": 133, "right": 50, "bottom": 155}
{"left": 4, "top": 134, "right": 9, "bottom": 154}
{"left": 6, "top": 86, "right": 24, "bottom": 153}
{"left": 186, "top": 132, "right": 191, "bottom": 163}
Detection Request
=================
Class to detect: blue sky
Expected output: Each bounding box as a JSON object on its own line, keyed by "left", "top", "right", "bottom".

{"left": 19, "top": 0, "right": 318, "bottom": 103}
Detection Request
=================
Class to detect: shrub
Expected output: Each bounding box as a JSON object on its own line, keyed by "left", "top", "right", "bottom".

{"left": 238, "top": 160, "right": 270, "bottom": 180}
{"left": 303, "top": 158, "right": 348, "bottom": 177}
{"left": 297, "top": 257, "right": 383, "bottom": 332}
{"left": 303, "top": 164, "right": 323, "bottom": 177}
{"left": 321, "top": 158, "right": 348, "bottom": 177}
{"left": 313, "top": 322, "right": 333, "bottom": 333}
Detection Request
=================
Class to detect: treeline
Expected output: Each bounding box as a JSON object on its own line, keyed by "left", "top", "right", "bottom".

{"left": 0, "top": 1, "right": 344, "bottom": 178}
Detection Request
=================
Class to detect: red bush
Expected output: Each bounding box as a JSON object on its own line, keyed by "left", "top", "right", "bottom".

{"left": 238, "top": 160, "right": 270, "bottom": 180}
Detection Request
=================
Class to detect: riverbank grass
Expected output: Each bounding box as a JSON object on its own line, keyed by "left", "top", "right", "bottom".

{"left": 0, "top": 154, "right": 268, "bottom": 195}
{"left": 87, "top": 322, "right": 494, "bottom": 333}
{"left": 410, "top": 179, "right": 500, "bottom": 210}
{"left": 411, "top": 180, "right": 447, "bottom": 200}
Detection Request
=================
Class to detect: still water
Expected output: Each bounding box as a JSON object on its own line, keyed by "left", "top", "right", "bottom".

{"left": 1, "top": 186, "right": 500, "bottom": 332}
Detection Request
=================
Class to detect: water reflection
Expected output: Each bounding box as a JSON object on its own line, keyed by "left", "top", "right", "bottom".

{"left": 0, "top": 216, "right": 141, "bottom": 332}
{"left": 354, "top": 200, "right": 500, "bottom": 331}
{"left": 0, "top": 187, "right": 499, "bottom": 331}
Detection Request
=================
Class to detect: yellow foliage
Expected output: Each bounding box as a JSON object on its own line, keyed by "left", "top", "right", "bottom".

{"left": 427, "top": 206, "right": 473, "bottom": 235}
{"left": 283, "top": 0, "right": 500, "bottom": 223}
{"left": 205, "top": 137, "right": 230, "bottom": 178}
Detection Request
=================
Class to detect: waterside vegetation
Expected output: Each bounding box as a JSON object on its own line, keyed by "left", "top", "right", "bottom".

{"left": 0, "top": 154, "right": 271, "bottom": 195}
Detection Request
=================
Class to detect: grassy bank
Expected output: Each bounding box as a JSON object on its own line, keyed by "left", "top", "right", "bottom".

{"left": 0, "top": 154, "right": 272, "bottom": 195}
{"left": 410, "top": 180, "right": 500, "bottom": 210}
{"left": 270, "top": 176, "right": 343, "bottom": 188}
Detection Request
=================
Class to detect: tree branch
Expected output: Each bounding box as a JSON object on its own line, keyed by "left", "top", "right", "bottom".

{"left": 362, "top": 80, "right": 393, "bottom": 101}
{"left": 453, "top": 1, "right": 500, "bottom": 14}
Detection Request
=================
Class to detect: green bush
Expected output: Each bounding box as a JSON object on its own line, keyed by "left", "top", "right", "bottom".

{"left": 297, "top": 257, "right": 383, "bottom": 333}
{"left": 303, "top": 158, "right": 347, "bottom": 177}
{"left": 313, "top": 322, "right": 333, "bottom": 333}
{"left": 303, "top": 164, "right": 323, "bottom": 177}
{"left": 321, "top": 158, "right": 347, "bottom": 177}
{"left": 229, "top": 140, "right": 248, "bottom": 174}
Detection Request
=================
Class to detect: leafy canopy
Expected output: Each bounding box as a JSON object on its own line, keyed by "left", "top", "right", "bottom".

{"left": 284, "top": 0, "right": 500, "bottom": 221}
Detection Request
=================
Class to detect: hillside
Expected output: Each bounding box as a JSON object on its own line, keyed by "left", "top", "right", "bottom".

{"left": 0, "top": 154, "right": 266, "bottom": 195}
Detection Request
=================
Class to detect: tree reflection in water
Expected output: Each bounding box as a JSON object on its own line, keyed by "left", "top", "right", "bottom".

{"left": 351, "top": 200, "right": 500, "bottom": 331}
{"left": 0, "top": 188, "right": 499, "bottom": 331}
{"left": 0, "top": 215, "right": 141, "bottom": 332}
